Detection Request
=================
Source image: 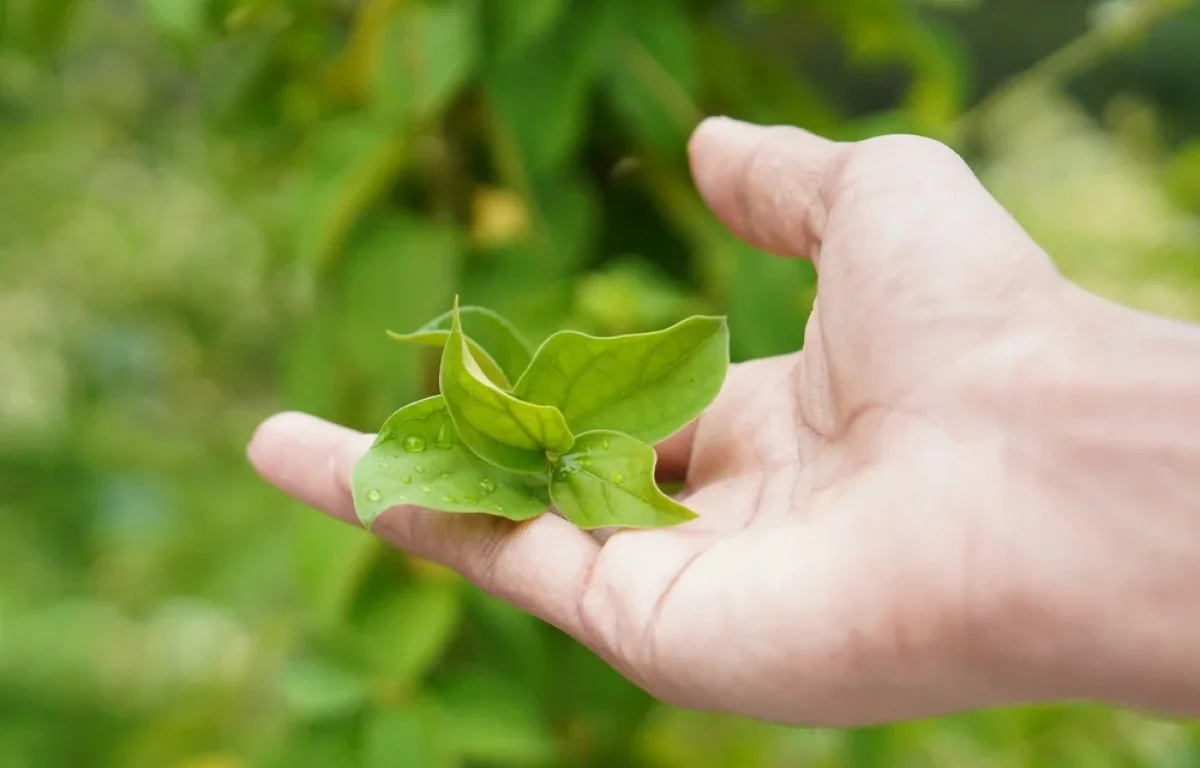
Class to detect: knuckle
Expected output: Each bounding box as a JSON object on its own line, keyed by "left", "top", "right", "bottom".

{"left": 741, "top": 126, "right": 825, "bottom": 194}
{"left": 738, "top": 126, "right": 835, "bottom": 249}
{"left": 838, "top": 134, "right": 966, "bottom": 189}
{"left": 459, "top": 517, "right": 510, "bottom": 589}
{"left": 375, "top": 506, "right": 496, "bottom": 579}
{"left": 575, "top": 564, "right": 616, "bottom": 644}
{"left": 863, "top": 133, "right": 962, "bottom": 164}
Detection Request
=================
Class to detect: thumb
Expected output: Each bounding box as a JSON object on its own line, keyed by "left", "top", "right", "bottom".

{"left": 687, "top": 117, "right": 1057, "bottom": 285}
{"left": 687, "top": 117, "right": 841, "bottom": 263}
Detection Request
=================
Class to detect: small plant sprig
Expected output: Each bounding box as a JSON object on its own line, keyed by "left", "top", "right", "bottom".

{"left": 351, "top": 299, "right": 730, "bottom": 531}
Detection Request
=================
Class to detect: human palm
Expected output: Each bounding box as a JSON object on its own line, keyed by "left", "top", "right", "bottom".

{"left": 250, "top": 119, "right": 1084, "bottom": 726}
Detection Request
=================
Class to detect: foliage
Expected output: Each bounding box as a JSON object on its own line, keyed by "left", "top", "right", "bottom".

{"left": 356, "top": 301, "right": 722, "bottom": 529}
{"left": 352, "top": 394, "right": 552, "bottom": 527}
{"left": 5, "top": 0, "right": 1200, "bottom": 766}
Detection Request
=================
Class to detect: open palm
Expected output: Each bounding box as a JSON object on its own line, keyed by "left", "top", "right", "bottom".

{"left": 250, "top": 119, "right": 1082, "bottom": 726}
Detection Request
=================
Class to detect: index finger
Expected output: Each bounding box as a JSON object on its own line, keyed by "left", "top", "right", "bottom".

{"left": 246, "top": 411, "right": 602, "bottom": 640}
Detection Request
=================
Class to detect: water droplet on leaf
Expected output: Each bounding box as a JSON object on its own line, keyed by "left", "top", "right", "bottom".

{"left": 421, "top": 485, "right": 432, "bottom": 493}
{"left": 464, "top": 495, "right": 478, "bottom": 504}
{"left": 415, "top": 466, "right": 426, "bottom": 474}
{"left": 401, "top": 475, "right": 412, "bottom": 484}
{"left": 611, "top": 473, "right": 624, "bottom": 485}
{"left": 479, "top": 478, "right": 495, "bottom": 494}
{"left": 601, "top": 439, "right": 610, "bottom": 450}
{"left": 443, "top": 494, "right": 457, "bottom": 503}
{"left": 403, "top": 436, "right": 426, "bottom": 452}
{"left": 366, "top": 489, "right": 382, "bottom": 502}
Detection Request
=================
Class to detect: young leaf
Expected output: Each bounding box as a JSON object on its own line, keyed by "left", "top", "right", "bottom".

{"left": 351, "top": 395, "right": 549, "bottom": 528}
{"left": 388, "top": 305, "right": 534, "bottom": 388}
{"left": 514, "top": 315, "right": 729, "bottom": 445}
{"left": 549, "top": 431, "right": 697, "bottom": 530}
{"left": 441, "top": 301, "right": 574, "bottom": 474}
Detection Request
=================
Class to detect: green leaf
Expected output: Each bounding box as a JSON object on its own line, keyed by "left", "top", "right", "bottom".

{"left": 387, "top": 305, "right": 534, "bottom": 389}
{"left": 549, "top": 431, "right": 697, "bottom": 530}
{"left": 351, "top": 395, "right": 550, "bottom": 527}
{"left": 440, "top": 302, "right": 574, "bottom": 473}
{"left": 514, "top": 315, "right": 729, "bottom": 445}
{"left": 390, "top": 330, "right": 509, "bottom": 389}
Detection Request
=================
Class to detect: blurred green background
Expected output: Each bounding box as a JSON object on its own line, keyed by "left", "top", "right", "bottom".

{"left": 6, "top": 0, "right": 1200, "bottom": 765}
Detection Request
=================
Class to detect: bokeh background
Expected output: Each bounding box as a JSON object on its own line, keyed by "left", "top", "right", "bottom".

{"left": 6, "top": 0, "right": 1200, "bottom": 765}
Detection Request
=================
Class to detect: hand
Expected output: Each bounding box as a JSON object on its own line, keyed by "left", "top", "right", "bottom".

{"left": 249, "top": 117, "right": 1200, "bottom": 726}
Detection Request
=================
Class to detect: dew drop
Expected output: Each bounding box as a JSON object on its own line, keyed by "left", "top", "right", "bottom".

{"left": 433, "top": 424, "right": 453, "bottom": 450}
{"left": 495, "top": 505, "right": 505, "bottom": 513}
{"left": 443, "top": 494, "right": 457, "bottom": 503}
{"left": 464, "top": 495, "right": 478, "bottom": 504}
{"left": 611, "top": 473, "right": 625, "bottom": 485}
{"left": 366, "top": 489, "right": 383, "bottom": 502}
{"left": 415, "top": 465, "right": 426, "bottom": 474}
{"left": 601, "top": 439, "right": 610, "bottom": 450}
{"left": 380, "top": 461, "right": 390, "bottom": 469}
{"left": 421, "top": 485, "right": 432, "bottom": 493}
{"left": 403, "top": 436, "right": 426, "bottom": 453}
{"left": 401, "top": 475, "right": 412, "bottom": 484}
{"left": 479, "top": 478, "right": 495, "bottom": 494}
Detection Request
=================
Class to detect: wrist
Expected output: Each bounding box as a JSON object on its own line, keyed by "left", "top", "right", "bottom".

{"left": 1020, "top": 285, "right": 1200, "bottom": 716}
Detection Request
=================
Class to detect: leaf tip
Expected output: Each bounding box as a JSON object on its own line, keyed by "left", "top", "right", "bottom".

{"left": 449, "top": 295, "right": 464, "bottom": 334}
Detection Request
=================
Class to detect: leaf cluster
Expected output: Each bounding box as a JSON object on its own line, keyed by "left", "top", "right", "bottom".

{"left": 352, "top": 301, "right": 729, "bottom": 530}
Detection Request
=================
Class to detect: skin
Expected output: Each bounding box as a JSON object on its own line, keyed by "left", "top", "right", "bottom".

{"left": 248, "top": 117, "right": 1200, "bottom": 726}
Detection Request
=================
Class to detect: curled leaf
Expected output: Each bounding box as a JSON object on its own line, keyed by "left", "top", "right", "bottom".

{"left": 514, "top": 316, "right": 728, "bottom": 445}
{"left": 549, "top": 431, "right": 697, "bottom": 530}
{"left": 388, "top": 305, "right": 534, "bottom": 388}
{"left": 351, "top": 395, "right": 550, "bottom": 528}
{"left": 440, "top": 300, "right": 574, "bottom": 474}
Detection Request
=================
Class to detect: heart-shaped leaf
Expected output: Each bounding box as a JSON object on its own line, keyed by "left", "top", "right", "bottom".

{"left": 441, "top": 301, "right": 574, "bottom": 473}
{"left": 389, "top": 305, "right": 534, "bottom": 388}
{"left": 514, "top": 315, "right": 728, "bottom": 445}
{"left": 351, "top": 395, "right": 550, "bottom": 528}
{"left": 549, "top": 431, "right": 697, "bottom": 530}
